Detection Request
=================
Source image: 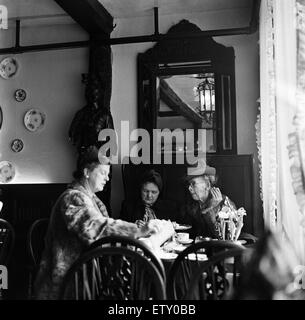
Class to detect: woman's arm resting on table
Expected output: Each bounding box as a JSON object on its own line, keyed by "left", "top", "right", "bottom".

{"left": 140, "top": 220, "right": 175, "bottom": 250}
{"left": 61, "top": 191, "right": 147, "bottom": 245}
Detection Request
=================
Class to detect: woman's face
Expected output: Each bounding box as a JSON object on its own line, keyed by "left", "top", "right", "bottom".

{"left": 85, "top": 164, "right": 110, "bottom": 193}
{"left": 141, "top": 182, "right": 160, "bottom": 206}
{"left": 188, "top": 176, "right": 211, "bottom": 202}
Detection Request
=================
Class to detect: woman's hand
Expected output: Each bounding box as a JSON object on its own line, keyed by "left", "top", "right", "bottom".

{"left": 136, "top": 219, "right": 175, "bottom": 240}
{"left": 135, "top": 219, "right": 146, "bottom": 228}
{"left": 145, "top": 220, "right": 175, "bottom": 249}
{"left": 210, "top": 187, "right": 223, "bottom": 207}
{"left": 137, "top": 219, "right": 161, "bottom": 238}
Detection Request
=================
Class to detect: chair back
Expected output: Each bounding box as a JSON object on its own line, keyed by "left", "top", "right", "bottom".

{"left": 59, "top": 245, "right": 166, "bottom": 300}
{"left": 185, "top": 247, "right": 246, "bottom": 300}
{"left": 167, "top": 239, "right": 245, "bottom": 299}
{"left": 87, "top": 235, "right": 166, "bottom": 280}
{"left": 27, "top": 218, "right": 49, "bottom": 269}
{"left": 0, "top": 218, "right": 15, "bottom": 266}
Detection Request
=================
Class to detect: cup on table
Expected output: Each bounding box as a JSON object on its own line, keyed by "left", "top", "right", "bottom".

{"left": 176, "top": 232, "right": 189, "bottom": 242}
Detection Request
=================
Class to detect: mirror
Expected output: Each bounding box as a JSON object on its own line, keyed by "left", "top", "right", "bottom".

{"left": 138, "top": 20, "right": 237, "bottom": 155}
{"left": 157, "top": 70, "right": 216, "bottom": 153}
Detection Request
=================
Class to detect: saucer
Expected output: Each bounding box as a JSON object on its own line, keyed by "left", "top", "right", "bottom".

{"left": 174, "top": 224, "right": 192, "bottom": 231}
{"left": 178, "top": 239, "right": 193, "bottom": 245}
{"left": 173, "top": 245, "right": 187, "bottom": 252}
{"left": 235, "top": 240, "right": 247, "bottom": 245}
{"left": 158, "top": 252, "right": 178, "bottom": 260}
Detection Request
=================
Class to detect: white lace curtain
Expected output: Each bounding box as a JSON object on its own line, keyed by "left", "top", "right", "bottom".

{"left": 258, "top": 0, "right": 305, "bottom": 263}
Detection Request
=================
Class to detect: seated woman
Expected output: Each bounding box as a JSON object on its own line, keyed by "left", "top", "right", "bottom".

{"left": 120, "top": 169, "right": 180, "bottom": 226}
{"left": 180, "top": 159, "right": 237, "bottom": 240}
{"left": 34, "top": 147, "right": 174, "bottom": 300}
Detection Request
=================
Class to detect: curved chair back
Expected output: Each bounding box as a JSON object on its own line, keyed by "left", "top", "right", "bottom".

{"left": 27, "top": 218, "right": 49, "bottom": 269}
{"left": 0, "top": 218, "right": 15, "bottom": 266}
{"left": 167, "top": 239, "right": 245, "bottom": 299}
{"left": 59, "top": 245, "right": 166, "bottom": 300}
{"left": 26, "top": 218, "right": 49, "bottom": 299}
{"left": 87, "top": 235, "right": 166, "bottom": 280}
{"left": 185, "top": 247, "right": 246, "bottom": 300}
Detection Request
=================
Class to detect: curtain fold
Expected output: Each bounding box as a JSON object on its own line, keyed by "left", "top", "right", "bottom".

{"left": 259, "top": 0, "right": 305, "bottom": 263}
{"left": 259, "top": 0, "right": 277, "bottom": 231}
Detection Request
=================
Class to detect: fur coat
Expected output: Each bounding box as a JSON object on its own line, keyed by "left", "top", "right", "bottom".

{"left": 34, "top": 182, "right": 139, "bottom": 300}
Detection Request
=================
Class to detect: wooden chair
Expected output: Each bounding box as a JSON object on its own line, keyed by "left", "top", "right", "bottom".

{"left": 0, "top": 218, "right": 15, "bottom": 300}
{"left": 166, "top": 239, "right": 246, "bottom": 299}
{"left": 59, "top": 245, "right": 166, "bottom": 300}
{"left": 26, "top": 218, "right": 49, "bottom": 299}
{"left": 87, "top": 235, "right": 166, "bottom": 280}
{"left": 185, "top": 247, "right": 246, "bottom": 300}
{"left": 0, "top": 218, "right": 15, "bottom": 266}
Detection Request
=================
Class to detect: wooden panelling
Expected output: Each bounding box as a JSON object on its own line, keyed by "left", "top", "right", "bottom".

{"left": 0, "top": 184, "right": 67, "bottom": 226}
{"left": 122, "top": 154, "right": 256, "bottom": 234}
{"left": 0, "top": 184, "right": 67, "bottom": 299}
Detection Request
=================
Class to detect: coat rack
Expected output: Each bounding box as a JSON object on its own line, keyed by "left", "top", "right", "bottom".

{"left": 0, "top": 0, "right": 260, "bottom": 54}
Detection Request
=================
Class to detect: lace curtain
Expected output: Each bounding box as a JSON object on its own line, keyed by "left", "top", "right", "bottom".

{"left": 258, "top": 0, "right": 277, "bottom": 231}
{"left": 258, "top": 0, "right": 305, "bottom": 263}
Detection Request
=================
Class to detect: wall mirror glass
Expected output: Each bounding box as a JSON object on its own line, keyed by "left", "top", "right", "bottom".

{"left": 138, "top": 20, "right": 237, "bottom": 155}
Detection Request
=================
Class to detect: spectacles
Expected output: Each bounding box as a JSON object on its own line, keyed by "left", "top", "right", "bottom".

{"left": 188, "top": 181, "right": 209, "bottom": 190}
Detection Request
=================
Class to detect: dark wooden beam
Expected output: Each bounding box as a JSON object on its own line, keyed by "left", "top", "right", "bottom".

{"left": 54, "top": 0, "right": 114, "bottom": 35}
{"left": 160, "top": 79, "right": 203, "bottom": 125}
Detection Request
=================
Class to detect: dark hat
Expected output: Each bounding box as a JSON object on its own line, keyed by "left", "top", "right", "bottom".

{"left": 140, "top": 169, "right": 163, "bottom": 192}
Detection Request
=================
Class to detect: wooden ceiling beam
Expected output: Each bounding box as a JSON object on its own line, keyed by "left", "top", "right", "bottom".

{"left": 54, "top": 0, "right": 114, "bottom": 35}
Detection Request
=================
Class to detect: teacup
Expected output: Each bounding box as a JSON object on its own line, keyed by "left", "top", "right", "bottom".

{"left": 177, "top": 232, "right": 189, "bottom": 242}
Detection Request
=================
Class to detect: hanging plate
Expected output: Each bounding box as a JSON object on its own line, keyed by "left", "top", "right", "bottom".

{"left": 0, "top": 106, "right": 2, "bottom": 130}
{"left": 15, "top": 89, "right": 26, "bottom": 102}
{"left": 24, "top": 109, "right": 46, "bottom": 132}
{"left": 0, "top": 161, "right": 16, "bottom": 183}
{"left": 0, "top": 57, "right": 18, "bottom": 79}
{"left": 11, "top": 139, "right": 24, "bottom": 153}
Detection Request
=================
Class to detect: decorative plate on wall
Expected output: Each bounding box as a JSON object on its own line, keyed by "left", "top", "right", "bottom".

{"left": 0, "top": 161, "right": 16, "bottom": 183}
{"left": 11, "top": 138, "right": 24, "bottom": 153}
{"left": 15, "top": 89, "right": 26, "bottom": 102}
{"left": 0, "top": 106, "right": 2, "bottom": 130}
{"left": 0, "top": 57, "right": 18, "bottom": 79}
{"left": 24, "top": 109, "right": 46, "bottom": 132}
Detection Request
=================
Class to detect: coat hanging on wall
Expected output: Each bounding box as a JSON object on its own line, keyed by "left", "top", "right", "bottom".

{"left": 68, "top": 43, "right": 115, "bottom": 216}
{"left": 69, "top": 45, "right": 115, "bottom": 154}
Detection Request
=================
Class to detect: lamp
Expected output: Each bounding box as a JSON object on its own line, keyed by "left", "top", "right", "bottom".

{"left": 195, "top": 76, "right": 215, "bottom": 125}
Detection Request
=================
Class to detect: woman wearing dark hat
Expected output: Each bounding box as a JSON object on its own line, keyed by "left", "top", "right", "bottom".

{"left": 34, "top": 147, "right": 174, "bottom": 300}
{"left": 181, "top": 159, "right": 236, "bottom": 239}
{"left": 120, "top": 169, "right": 179, "bottom": 226}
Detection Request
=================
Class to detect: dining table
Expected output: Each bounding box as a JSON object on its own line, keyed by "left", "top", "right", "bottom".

{"left": 139, "top": 222, "right": 208, "bottom": 272}
{"left": 139, "top": 222, "right": 249, "bottom": 299}
{"left": 140, "top": 221, "right": 247, "bottom": 264}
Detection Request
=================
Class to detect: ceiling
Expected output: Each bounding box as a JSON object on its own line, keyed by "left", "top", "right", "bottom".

{"left": 100, "top": 0, "right": 253, "bottom": 19}
{"left": 4, "top": 0, "right": 253, "bottom": 26}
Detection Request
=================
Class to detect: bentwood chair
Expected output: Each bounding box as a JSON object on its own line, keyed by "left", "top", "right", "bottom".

{"left": 166, "top": 240, "right": 246, "bottom": 300}
{"left": 0, "top": 219, "right": 15, "bottom": 300}
{"left": 59, "top": 245, "right": 166, "bottom": 300}
{"left": 184, "top": 247, "right": 246, "bottom": 300}
{"left": 26, "top": 218, "right": 49, "bottom": 299}
{"left": 87, "top": 235, "right": 166, "bottom": 280}
{"left": 0, "top": 218, "right": 15, "bottom": 266}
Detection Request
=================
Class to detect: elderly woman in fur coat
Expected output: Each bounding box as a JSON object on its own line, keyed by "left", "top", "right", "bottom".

{"left": 34, "top": 146, "right": 174, "bottom": 299}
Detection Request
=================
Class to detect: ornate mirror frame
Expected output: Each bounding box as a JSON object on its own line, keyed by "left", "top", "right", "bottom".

{"left": 137, "top": 20, "right": 237, "bottom": 155}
